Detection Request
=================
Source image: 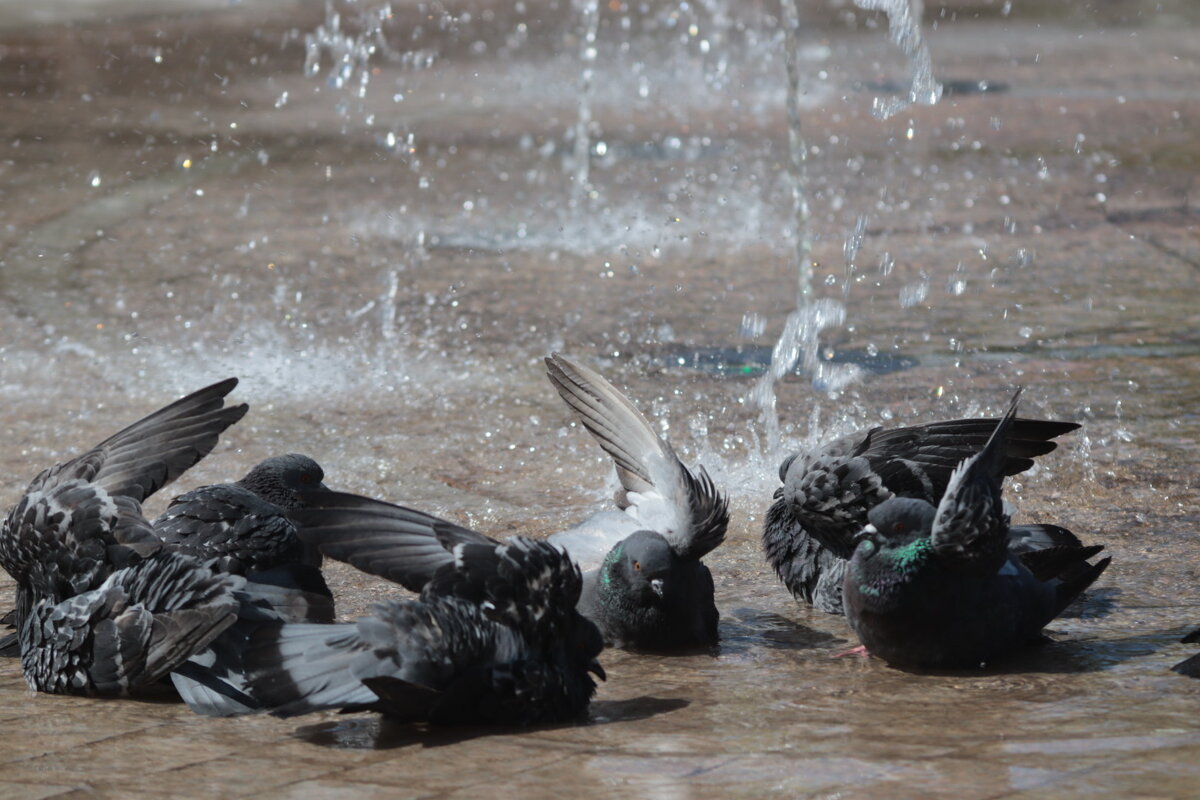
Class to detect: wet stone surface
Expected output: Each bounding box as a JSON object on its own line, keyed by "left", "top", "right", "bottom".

{"left": 1, "top": 0, "right": 1199, "bottom": 797}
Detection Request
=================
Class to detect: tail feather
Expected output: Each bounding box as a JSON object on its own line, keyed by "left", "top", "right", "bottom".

{"left": 1018, "top": 544, "right": 1105, "bottom": 583}
{"left": 171, "top": 657, "right": 260, "bottom": 716}
{"left": 1172, "top": 652, "right": 1200, "bottom": 678}
{"left": 1051, "top": 555, "right": 1111, "bottom": 618}
{"left": 245, "top": 623, "right": 378, "bottom": 717}
{"left": 1006, "top": 523, "right": 1082, "bottom": 553}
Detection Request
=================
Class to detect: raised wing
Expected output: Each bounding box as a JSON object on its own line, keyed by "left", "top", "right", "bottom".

{"left": 779, "top": 401, "right": 1078, "bottom": 558}
{"left": 24, "top": 378, "right": 247, "bottom": 503}
{"left": 545, "top": 354, "right": 727, "bottom": 560}
{"left": 929, "top": 391, "right": 1020, "bottom": 573}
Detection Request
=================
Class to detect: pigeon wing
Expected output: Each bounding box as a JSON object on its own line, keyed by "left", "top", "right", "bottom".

{"left": 25, "top": 378, "right": 247, "bottom": 503}
{"left": 545, "top": 354, "right": 727, "bottom": 560}
{"left": 288, "top": 490, "right": 494, "bottom": 593}
{"left": 929, "top": 391, "right": 1021, "bottom": 573}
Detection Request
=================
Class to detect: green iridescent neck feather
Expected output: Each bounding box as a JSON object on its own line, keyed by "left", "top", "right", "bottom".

{"left": 882, "top": 537, "right": 934, "bottom": 575}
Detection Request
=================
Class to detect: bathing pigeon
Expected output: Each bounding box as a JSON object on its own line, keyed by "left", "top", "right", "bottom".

{"left": 544, "top": 354, "right": 728, "bottom": 650}
{"left": 0, "top": 379, "right": 252, "bottom": 694}
{"left": 763, "top": 402, "right": 1081, "bottom": 614}
{"left": 234, "top": 492, "right": 604, "bottom": 725}
{"left": 153, "top": 453, "right": 330, "bottom": 575}
{"left": 842, "top": 391, "right": 1111, "bottom": 668}
{"left": 1171, "top": 627, "right": 1200, "bottom": 678}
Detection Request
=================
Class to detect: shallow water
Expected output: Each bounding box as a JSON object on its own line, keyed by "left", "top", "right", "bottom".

{"left": 1, "top": 1, "right": 1199, "bottom": 797}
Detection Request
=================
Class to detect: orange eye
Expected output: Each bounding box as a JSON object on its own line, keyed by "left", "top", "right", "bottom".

{"left": 300, "top": 473, "right": 315, "bottom": 484}
{"left": 892, "top": 522, "right": 906, "bottom": 533}
{"left": 633, "top": 561, "right": 641, "bottom": 571}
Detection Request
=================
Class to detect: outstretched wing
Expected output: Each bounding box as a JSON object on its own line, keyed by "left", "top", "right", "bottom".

{"left": 25, "top": 378, "right": 247, "bottom": 503}
{"left": 929, "top": 391, "right": 1020, "bottom": 573}
{"left": 288, "top": 490, "right": 494, "bottom": 593}
{"left": 545, "top": 354, "right": 727, "bottom": 560}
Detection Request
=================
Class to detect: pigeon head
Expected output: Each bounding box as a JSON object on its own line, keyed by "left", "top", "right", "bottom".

{"left": 601, "top": 530, "right": 677, "bottom": 606}
{"left": 238, "top": 454, "right": 327, "bottom": 509}
{"left": 847, "top": 497, "right": 937, "bottom": 611}
{"left": 856, "top": 497, "right": 936, "bottom": 558}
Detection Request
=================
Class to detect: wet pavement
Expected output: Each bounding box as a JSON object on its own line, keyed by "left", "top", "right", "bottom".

{"left": 1, "top": 0, "right": 1200, "bottom": 797}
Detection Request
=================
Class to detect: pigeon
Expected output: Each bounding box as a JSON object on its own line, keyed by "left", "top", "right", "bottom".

{"left": 153, "top": 453, "right": 330, "bottom": 575}
{"left": 544, "top": 353, "right": 728, "bottom": 650}
{"left": 228, "top": 491, "right": 604, "bottom": 726}
{"left": 0, "top": 379, "right": 252, "bottom": 694}
{"left": 763, "top": 404, "right": 1082, "bottom": 614}
{"left": 842, "top": 391, "right": 1111, "bottom": 669}
{"left": 1171, "top": 628, "right": 1200, "bottom": 678}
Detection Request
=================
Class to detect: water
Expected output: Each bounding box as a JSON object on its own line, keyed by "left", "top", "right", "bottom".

{"left": 1, "top": 0, "right": 1200, "bottom": 795}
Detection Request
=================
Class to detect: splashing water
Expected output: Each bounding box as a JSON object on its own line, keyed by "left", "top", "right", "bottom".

{"left": 751, "top": 0, "right": 857, "bottom": 454}
{"left": 780, "top": 0, "right": 814, "bottom": 305}
{"left": 570, "top": 0, "right": 602, "bottom": 208}
{"left": 854, "top": 0, "right": 943, "bottom": 119}
{"left": 750, "top": 299, "right": 859, "bottom": 453}
{"left": 751, "top": 0, "right": 943, "bottom": 452}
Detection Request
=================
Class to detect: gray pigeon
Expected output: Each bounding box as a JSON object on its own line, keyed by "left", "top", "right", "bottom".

{"left": 0, "top": 379, "right": 332, "bottom": 699}
{"left": 0, "top": 379, "right": 246, "bottom": 694}
{"left": 153, "top": 453, "right": 330, "bottom": 575}
{"left": 227, "top": 491, "right": 605, "bottom": 726}
{"left": 842, "top": 391, "right": 1111, "bottom": 668}
{"left": 545, "top": 354, "right": 728, "bottom": 650}
{"left": 763, "top": 406, "right": 1082, "bottom": 614}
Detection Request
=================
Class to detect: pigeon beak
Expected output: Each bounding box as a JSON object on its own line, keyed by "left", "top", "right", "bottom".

{"left": 772, "top": 487, "right": 783, "bottom": 500}
{"left": 650, "top": 578, "right": 664, "bottom": 597}
{"left": 853, "top": 524, "right": 878, "bottom": 545}
{"left": 588, "top": 658, "right": 607, "bottom": 681}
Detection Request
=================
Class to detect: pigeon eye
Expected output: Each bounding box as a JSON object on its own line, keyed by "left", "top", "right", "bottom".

{"left": 633, "top": 561, "right": 641, "bottom": 571}
{"left": 892, "top": 522, "right": 906, "bottom": 533}
{"left": 300, "top": 473, "right": 315, "bottom": 484}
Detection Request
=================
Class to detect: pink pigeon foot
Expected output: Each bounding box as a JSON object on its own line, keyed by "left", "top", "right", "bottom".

{"left": 833, "top": 645, "right": 870, "bottom": 658}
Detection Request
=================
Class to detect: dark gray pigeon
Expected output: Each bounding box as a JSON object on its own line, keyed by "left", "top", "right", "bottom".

{"left": 0, "top": 379, "right": 332, "bottom": 700}
{"left": 153, "top": 453, "right": 330, "bottom": 575}
{"left": 544, "top": 354, "right": 728, "bottom": 651}
{"left": 842, "top": 391, "right": 1111, "bottom": 669}
{"left": 763, "top": 404, "right": 1082, "bottom": 614}
{"left": 224, "top": 491, "right": 604, "bottom": 726}
{"left": 0, "top": 379, "right": 247, "bottom": 694}
{"left": 1171, "top": 628, "right": 1200, "bottom": 678}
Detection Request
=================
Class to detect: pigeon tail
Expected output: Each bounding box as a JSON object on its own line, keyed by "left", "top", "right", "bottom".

{"left": 1050, "top": 555, "right": 1111, "bottom": 618}
{"left": 1172, "top": 652, "right": 1200, "bottom": 678}
{"left": 246, "top": 622, "right": 379, "bottom": 717}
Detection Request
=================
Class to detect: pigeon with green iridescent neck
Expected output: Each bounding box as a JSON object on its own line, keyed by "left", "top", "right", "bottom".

{"left": 545, "top": 354, "right": 728, "bottom": 651}
{"left": 843, "top": 391, "right": 1110, "bottom": 668}
{"left": 763, "top": 402, "right": 1082, "bottom": 615}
